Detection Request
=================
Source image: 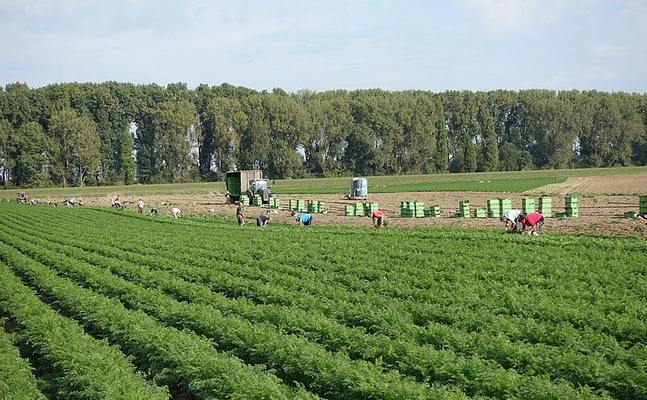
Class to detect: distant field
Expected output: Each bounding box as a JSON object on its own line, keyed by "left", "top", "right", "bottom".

{"left": 2, "top": 166, "right": 646, "bottom": 198}
{"left": 271, "top": 177, "right": 565, "bottom": 194}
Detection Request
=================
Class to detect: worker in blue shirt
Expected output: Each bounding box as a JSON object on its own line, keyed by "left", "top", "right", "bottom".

{"left": 296, "top": 213, "right": 313, "bottom": 226}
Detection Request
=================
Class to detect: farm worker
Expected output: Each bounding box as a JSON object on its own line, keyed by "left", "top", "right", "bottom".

{"left": 369, "top": 210, "right": 384, "bottom": 228}
{"left": 520, "top": 212, "right": 544, "bottom": 236}
{"left": 296, "top": 214, "right": 313, "bottom": 226}
{"left": 256, "top": 215, "right": 271, "bottom": 227}
{"left": 150, "top": 208, "right": 159, "bottom": 216}
{"left": 114, "top": 195, "right": 121, "bottom": 208}
{"left": 225, "top": 191, "right": 231, "bottom": 204}
{"left": 138, "top": 198, "right": 144, "bottom": 214}
{"left": 500, "top": 209, "right": 522, "bottom": 232}
{"left": 171, "top": 207, "right": 182, "bottom": 219}
{"left": 236, "top": 203, "right": 245, "bottom": 226}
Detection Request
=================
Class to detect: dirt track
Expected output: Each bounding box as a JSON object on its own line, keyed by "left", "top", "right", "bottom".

{"left": 84, "top": 174, "right": 647, "bottom": 238}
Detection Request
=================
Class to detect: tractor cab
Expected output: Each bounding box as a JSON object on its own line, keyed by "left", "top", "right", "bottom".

{"left": 246, "top": 179, "right": 273, "bottom": 203}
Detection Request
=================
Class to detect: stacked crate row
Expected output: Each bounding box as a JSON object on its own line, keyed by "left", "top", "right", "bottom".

{"left": 307, "top": 200, "right": 326, "bottom": 214}
{"left": 565, "top": 196, "right": 579, "bottom": 217}
{"left": 474, "top": 208, "right": 487, "bottom": 218}
{"left": 364, "top": 202, "right": 379, "bottom": 214}
{"left": 487, "top": 199, "right": 501, "bottom": 218}
{"left": 458, "top": 201, "right": 470, "bottom": 218}
{"left": 522, "top": 198, "right": 535, "bottom": 215}
{"left": 538, "top": 197, "right": 552, "bottom": 217}
{"left": 499, "top": 199, "right": 512, "bottom": 214}
{"left": 425, "top": 205, "right": 441, "bottom": 217}
{"left": 289, "top": 199, "right": 308, "bottom": 213}
{"left": 401, "top": 201, "right": 425, "bottom": 218}
{"left": 238, "top": 196, "right": 250, "bottom": 206}
{"left": 344, "top": 202, "right": 367, "bottom": 216}
{"left": 252, "top": 196, "right": 263, "bottom": 206}
{"left": 624, "top": 196, "right": 647, "bottom": 218}
{"left": 268, "top": 197, "right": 281, "bottom": 209}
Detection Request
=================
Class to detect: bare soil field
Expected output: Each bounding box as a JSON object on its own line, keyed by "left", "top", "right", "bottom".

{"left": 526, "top": 174, "right": 647, "bottom": 196}
{"left": 81, "top": 173, "right": 647, "bottom": 238}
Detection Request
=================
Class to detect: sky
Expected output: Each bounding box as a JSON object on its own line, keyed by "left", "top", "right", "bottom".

{"left": 1, "top": 0, "right": 646, "bottom": 93}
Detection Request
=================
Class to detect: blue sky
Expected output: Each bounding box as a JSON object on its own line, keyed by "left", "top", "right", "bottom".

{"left": 1, "top": 0, "right": 645, "bottom": 93}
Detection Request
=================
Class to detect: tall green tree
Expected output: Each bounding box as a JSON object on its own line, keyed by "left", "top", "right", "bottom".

{"left": 477, "top": 106, "right": 498, "bottom": 172}
{"left": 48, "top": 108, "right": 101, "bottom": 186}
{"left": 12, "top": 122, "right": 51, "bottom": 187}
{"left": 148, "top": 100, "right": 199, "bottom": 182}
{"left": 0, "top": 118, "right": 15, "bottom": 187}
{"left": 301, "top": 90, "right": 352, "bottom": 177}
{"left": 579, "top": 92, "right": 643, "bottom": 167}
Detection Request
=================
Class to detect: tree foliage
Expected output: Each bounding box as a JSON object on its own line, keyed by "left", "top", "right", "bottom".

{"left": 1, "top": 82, "right": 646, "bottom": 187}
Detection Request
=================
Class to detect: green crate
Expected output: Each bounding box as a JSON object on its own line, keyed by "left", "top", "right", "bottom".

{"left": 624, "top": 211, "right": 638, "bottom": 219}
{"left": 565, "top": 196, "right": 579, "bottom": 205}
{"left": 474, "top": 209, "right": 487, "bottom": 218}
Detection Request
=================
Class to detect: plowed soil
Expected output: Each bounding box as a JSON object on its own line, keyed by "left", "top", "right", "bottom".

{"left": 87, "top": 174, "right": 647, "bottom": 237}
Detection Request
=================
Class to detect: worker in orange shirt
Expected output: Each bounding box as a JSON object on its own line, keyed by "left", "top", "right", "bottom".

{"left": 369, "top": 209, "right": 385, "bottom": 228}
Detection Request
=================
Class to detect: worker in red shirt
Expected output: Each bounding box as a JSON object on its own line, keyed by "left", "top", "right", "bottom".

{"left": 520, "top": 212, "right": 544, "bottom": 236}
{"left": 369, "top": 210, "right": 385, "bottom": 228}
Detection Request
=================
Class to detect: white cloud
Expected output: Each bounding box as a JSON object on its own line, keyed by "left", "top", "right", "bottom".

{"left": 456, "top": 0, "right": 564, "bottom": 34}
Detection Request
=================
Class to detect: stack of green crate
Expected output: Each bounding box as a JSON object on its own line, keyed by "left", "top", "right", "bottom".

{"left": 354, "top": 202, "right": 365, "bottom": 216}
{"left": 459, "top": 200, "right": 470, "bottom": 218}
{"left": 640, "top": 196, "right": 647, "bottom": 215}
{"left": 307, "top": 200, "right": 317, "bottom": 213}
{"left": 268, "top": 197, "right": 280, "bottom": 209}
{"left": 307, "top": 200, "right": 325, "bottom": 214}
{"left": 344, "top": 205, "right": 354, "bottom": 216}
{"left": 538, "top": 197, "right": 552, "bottom": 217}
{"left": 297, "top": 199, "right": 307, "bottom": 212}
{"left": 239, "top": 197, "right": 249, "bottom": 206}
{"left": 565, "top": 196, "right": 579, "bottom": 217}
{"left": 364, "top": 202, "right": 379, "bottom": 215}
{"left": 289, "top": 199, "right": 297, "bottom": 211}
{"left": 400, "top": 202, "right": 409, "bottom": 217}
{"left": 252, "top": 196, "right": 263, "bottom": 206}
{"left": 474, "top": 208, "right": 487, "bottom": 218}
{"left": 499, "top": 198, "right": 512, "bottom": 214}
{"left": 401, "top": 201, "right": 425, "bottom": 218}
{"left": 522, "top": 198, "right": 535, "bottom": 214}
{"left": 487, "top": 199, "right": 501, "bottom": 218}
{"left": 428, "top": 205, "right": 441, "bottom": 217}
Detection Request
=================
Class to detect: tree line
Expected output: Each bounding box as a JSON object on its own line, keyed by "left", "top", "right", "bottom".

{"left": 1, "top": 82, "right": 645, "bottom": 188}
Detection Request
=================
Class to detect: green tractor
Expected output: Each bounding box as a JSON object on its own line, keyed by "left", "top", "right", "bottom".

{"left": 225, "top": 170, "right": 274, "bottom": 204}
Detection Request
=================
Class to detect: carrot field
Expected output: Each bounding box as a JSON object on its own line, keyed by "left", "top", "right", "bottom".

{"left": 0, "top": 202, "right": 646, "bottom": 400}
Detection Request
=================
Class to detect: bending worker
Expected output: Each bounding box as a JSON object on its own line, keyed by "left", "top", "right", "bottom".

{"left": 369, "top": 209, "right": 385, "bottom": 228}
{"left": 520, "top": 212, "right": 544, "bottom": 236}
{"left": 500, "top": 209, "right": 521, "bottom": 232}
{"left": 296, "top": 213, "right": 313, "bottom": 226}
{"left": 256, "top": 214, "right": 271, "bottom": 227}
{"left": 171, "top": 207, "right": 181, "bottom": 219}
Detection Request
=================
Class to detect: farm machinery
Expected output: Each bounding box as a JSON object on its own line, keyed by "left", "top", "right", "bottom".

{"left": 225, "top": 170, "right": 274, "bottom": 204}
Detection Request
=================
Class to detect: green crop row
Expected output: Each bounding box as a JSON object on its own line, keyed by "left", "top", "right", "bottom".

{"left": 1, "top": 203, "right": 646, "bottom": 400}
{"left": 0, "top": 318, "right": 46, "bottom": 400}
{"left": 0, "top": 263, "right": 169, "bottom": 400}
{"left": 2, "top": 208, "right": 644, "bottom": 398}
{"left": 3, "top": 213, "right": 632, "bottom": 400}
{"left": 0, "top": 221, "right": 474, "bottom": 400}
{"left": 0, "top": 240, "right": 317, "bottom": 400}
